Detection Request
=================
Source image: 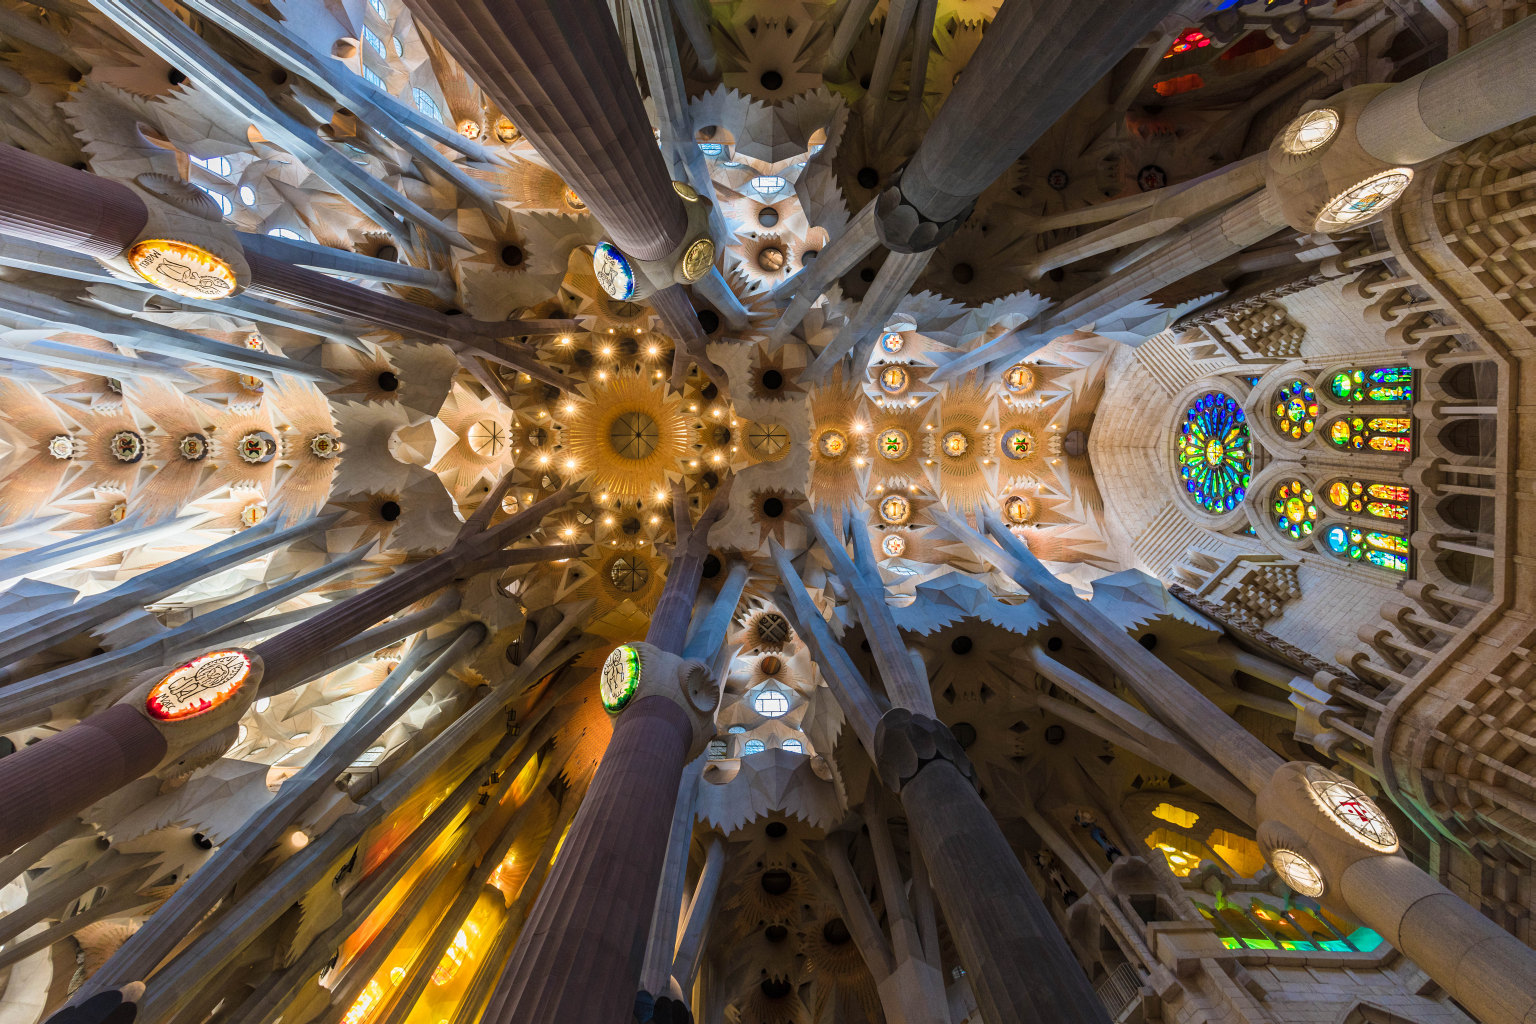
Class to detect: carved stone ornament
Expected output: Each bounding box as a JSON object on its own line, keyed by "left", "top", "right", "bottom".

{"left": 874, "top": 708, "right": 977, "bottom": 793}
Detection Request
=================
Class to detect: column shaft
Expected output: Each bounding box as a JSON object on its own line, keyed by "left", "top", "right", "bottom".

{"left": 0, "top": 146, "right": 146, "bottom": 259}
{"left": 1358, "top": 14, "right": 1536, "bottom": 166}
{"left": 1341, "top": 854, "right": 1536, "bottom": 1024}
{"left": 901, "top": 759, "right": 1107, "bottom": 1024}
{"left": 401, "top": 0, "right": 689, "bottom": 261}
{"left": 482, "top": 695, "right": 694, "bottom": 1023}
{"left": 0, "top": 704, "right": 166, "bottom": 855}
{"left": 898, "top": 0, "right": 1183, "bottom": 224}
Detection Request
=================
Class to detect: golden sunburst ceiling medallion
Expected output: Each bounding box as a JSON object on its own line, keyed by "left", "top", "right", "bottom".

{"left": 559, "top": 372, "right": 692, "bottom": 498}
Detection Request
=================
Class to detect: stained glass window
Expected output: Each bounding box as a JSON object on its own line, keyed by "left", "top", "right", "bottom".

{"left": 782, "top": 738, "right": 804, "bottom": 753}
{"left": 1272, "top": 379, "right": 1317, "bottom": 439}
{"left": 1317, "top": 169, "right": 1413, "bottom": 231}
{"left": 1164, "top": 27, "right": 1212, "bottom": 58}
{"left": 743, "top": 739, "right": 766, "bottom": 755}
{"left": 1327, "top": 366, "right": 1413, "bottom": 404}
{"left": 1327, "top": 415, "right": 1411, "bottom": 453}
{"left": 1271, "top": 480, "right": 1318, "bottom": 539}
{"left": 1324, "top": 480, "right": 1410, "bottom": 521}
{"left": 361, "top": 26, "right": 386, "bottom": 58}
{"left": 1323, "top": 524, "right": 1409, "bottom": 572}
{"left": 1177, "top": 392, "right": 1250, "bottom": 514}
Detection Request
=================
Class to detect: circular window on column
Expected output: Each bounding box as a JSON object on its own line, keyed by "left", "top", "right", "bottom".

{"left": 146, "top": 649, "right": 254, "bottom": 721}
{"left": 1175, "top": 392, "right": 1251, "bottom": 514}
{"left": 1301, "top": 765, "right": 1399, "bottom": 853}
{"left": 1269, "top": 848, "right": 1326, "bottom": 897}
{"left": 599, "top": 644, "right": 642, "bottom": 713}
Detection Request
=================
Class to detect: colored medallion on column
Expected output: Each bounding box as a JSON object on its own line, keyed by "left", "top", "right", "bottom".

{"left": 600, "top": 643, "right": 643, "bottom": 713}
{"left": 146, "top": 649, "right": 254, "bottom": 721}
{"left": 127, "top": 239, "right": 238, "bottom": 298}
{"left": 593, "top": 242, "right": 637, "bottom": 300}
{"left": 1302, "top": 765, "right": 1399, "bottom": 852}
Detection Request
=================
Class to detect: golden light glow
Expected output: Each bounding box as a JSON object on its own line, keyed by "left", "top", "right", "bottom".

{"left": 127, "top": 239, "right": 238, "bottom": 298}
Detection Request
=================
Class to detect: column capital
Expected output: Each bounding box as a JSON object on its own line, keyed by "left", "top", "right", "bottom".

{"left": 873, "top": 166, "right": 975, "bottom": 254}
{"left": 874, "top": 708, "right": 977, "bottom": 794}
{"left": 600, "top": 641, "right": 720, "bottom": 759}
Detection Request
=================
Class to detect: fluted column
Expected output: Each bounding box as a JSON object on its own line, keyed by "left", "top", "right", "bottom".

{"left": 482, "top": 695, "right": 697, "bottom": 1023}
{"left": 0, "top": 704, "right": 166, "bottom": 855}
{"left": 884, "top": 0, "right": 1183, "bottom": 242}
{"left": 0, "top": 145, "right": 146, "bottom": 259}
{"left": 401, "top": 0, "right": 689, "bottom": 262}
{"left": 771, "top": 536, "right": 1105, "bottom": 1024}
{"left": 897, "top": 749, "right": 1107, "bottom": 1023}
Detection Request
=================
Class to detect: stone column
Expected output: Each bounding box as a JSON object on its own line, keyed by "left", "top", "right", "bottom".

{"left": 884, "top": 0, "right": 1182, "bottom": 242}
{"left": 670, "top": 837, "right": 725, "bottom": 994}
{"left": 481, "top": 647, "right": 716, "bottom": 1024}
{"left": 0, "top": 512, "right": 323, "bottom": 669}
{"left": 1356, "top": 14, "right": 1536, "bottom": 166}
{"left": 938, "top": 506, "right": 1284, "bottom": 796}
{"left": 0, "top": 704, "right": 166, "bottom": 855}
{"left": 1257, "top": 762, "right": 1536, "bottom": 1024}
{"left": 640, "top": 758, "right": 705, "bottom": 997}
{"left": 647, "top": 483, "right": 734, "bottom": 654}
{"left": 0, "top": 145, "right": 146, "bottom": 259}
{"left": 401, "top": 0, "right": 689, "bottom": 262}
{"left": 251, "top": 486, "right": 573, "bottom": 687}
{"left": 774, "top": 531, "right": 1105, "bottom": 1024}
{"left": 877, "top": 712, "right": 1108, "bottom": 1024}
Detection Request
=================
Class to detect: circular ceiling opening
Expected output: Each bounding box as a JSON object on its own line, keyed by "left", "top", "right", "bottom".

{"left": 609, "top": 411, "right": 660, "bottom": 459}
{"left": 761, "top": 869, "right": 792, "bottom": 895}
{"left": 760, "top": 70, "right": 783, "bottom": 90}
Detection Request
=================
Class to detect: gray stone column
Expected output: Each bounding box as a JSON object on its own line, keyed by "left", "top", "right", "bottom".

{"left": 1356, "top": 13, "right": 1536, "bottom": 166}
{"left": 401, "top": 0, "right": 690, "bottom": 262}
{"left": 772, "top": 535, "right": 1106, "bottom": 1024}
{"left": 877, "top": 712, "right": 1108, "bottom": 1024}
{"left": 881, "top": 0, "right": 1184, "bottom": 248}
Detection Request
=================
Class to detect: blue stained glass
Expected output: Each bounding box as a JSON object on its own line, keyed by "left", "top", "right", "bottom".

{"left": 1176, "top": 391, "right": 1251, "bottom": 514}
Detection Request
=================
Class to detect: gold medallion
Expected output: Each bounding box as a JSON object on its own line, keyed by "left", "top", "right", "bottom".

{"left": 672, "top": 180, "right": 700, "bottom": 202}
{"left": 681, "top": 238, "right": 715, "bottom": 282}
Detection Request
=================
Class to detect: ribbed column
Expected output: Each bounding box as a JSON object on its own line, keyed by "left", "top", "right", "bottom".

{"left": 482, "top": 695, "right": 694, "bottom": 1023}
{"left": 401, "top": 0, "right": 688, "bottom": 261}
{"left": 0, "top": 704, "right": 166, "bottom": 855}
{"left": 0, "top": 146, "right": 146, "bottom": 259}
{"left": 884, "top": 0, "right": 1182, "bottom": 240}
{"left": 901, "top": 758, "right": 1106, "bottom": 1024}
